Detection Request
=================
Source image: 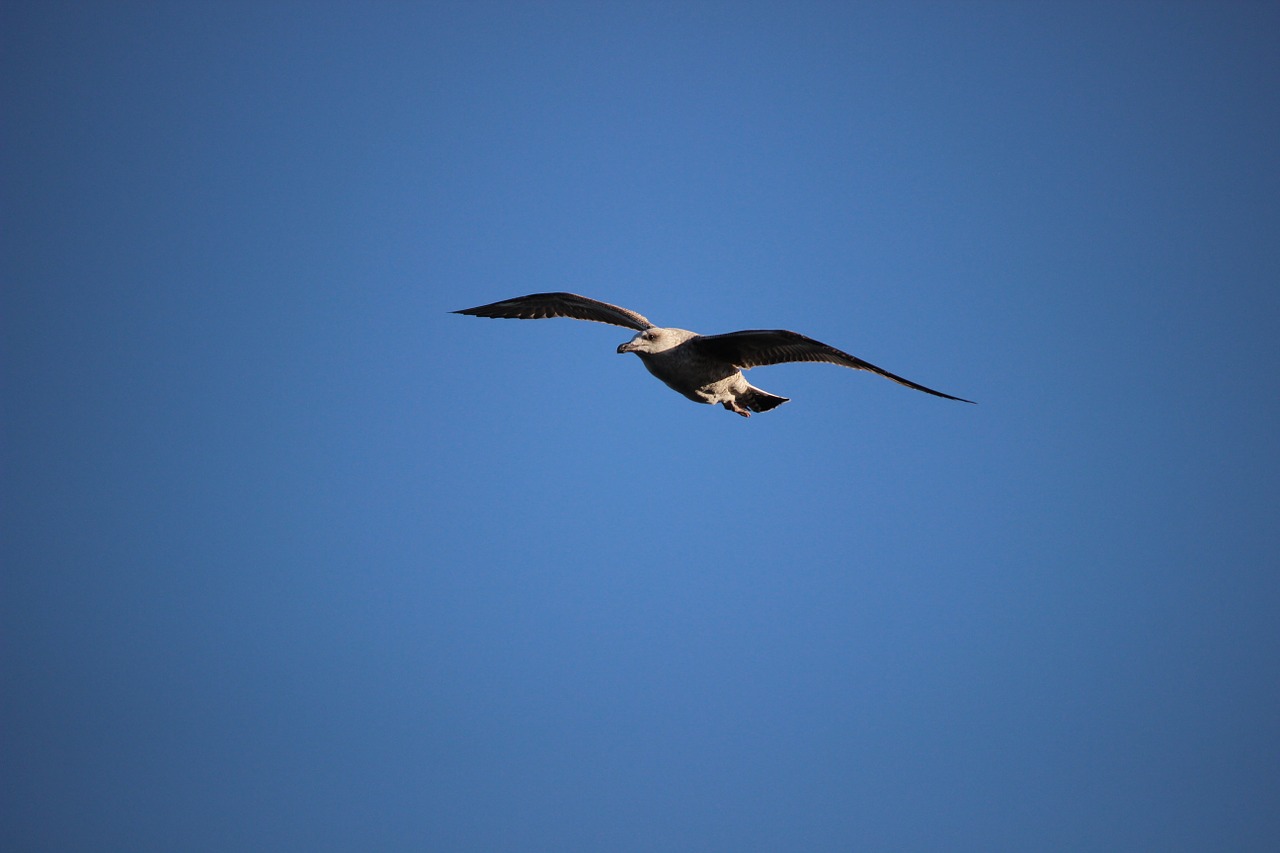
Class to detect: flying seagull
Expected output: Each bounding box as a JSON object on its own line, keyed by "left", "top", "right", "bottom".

{"left": 453, "top": 292, "right": 974, "bottom": 417}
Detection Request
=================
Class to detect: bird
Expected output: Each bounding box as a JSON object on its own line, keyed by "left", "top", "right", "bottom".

{"left": 453, "top": 292, "right": 974, "bottom": 417}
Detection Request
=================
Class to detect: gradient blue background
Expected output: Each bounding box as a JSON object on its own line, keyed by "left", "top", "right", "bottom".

{"left": 4, "top": 2, "right": 1279, "bottom": 849}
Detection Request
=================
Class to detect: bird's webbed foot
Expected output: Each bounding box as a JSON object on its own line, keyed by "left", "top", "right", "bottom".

{"left": 723, "top": 401, "right": 751, "bottom": 418}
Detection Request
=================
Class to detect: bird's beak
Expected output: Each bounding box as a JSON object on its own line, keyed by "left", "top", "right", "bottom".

{"left": 617, "top": 341, "right": 636, "bottom": 354}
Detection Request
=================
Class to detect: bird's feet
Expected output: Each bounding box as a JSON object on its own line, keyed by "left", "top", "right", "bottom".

{"left": 723, "top": 401, "right": 752, "bottom": 418}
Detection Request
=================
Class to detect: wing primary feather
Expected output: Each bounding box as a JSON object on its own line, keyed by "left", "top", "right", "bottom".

{"left": 453, "top": 292, "right": 654, "bottom": 331}
{"left": 693, "top": 329, "right": 975, "bottom": 403}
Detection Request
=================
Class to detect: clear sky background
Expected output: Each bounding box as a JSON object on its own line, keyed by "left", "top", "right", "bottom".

{"left": 4, "top": 2, "right": 1279, "bottom": 850}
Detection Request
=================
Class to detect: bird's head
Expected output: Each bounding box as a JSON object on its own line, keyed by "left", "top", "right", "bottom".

{"left": 617, "top": 327, "right": 695, "bottom": 355}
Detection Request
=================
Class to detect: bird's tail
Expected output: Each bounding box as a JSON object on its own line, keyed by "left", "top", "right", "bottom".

{"left": 739, "top": 386, "right": 789, "bottom": 413}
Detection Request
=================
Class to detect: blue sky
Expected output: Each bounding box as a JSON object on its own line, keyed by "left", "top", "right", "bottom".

{"left": 4, "top": 1, "right": 1278, "bottom": 849}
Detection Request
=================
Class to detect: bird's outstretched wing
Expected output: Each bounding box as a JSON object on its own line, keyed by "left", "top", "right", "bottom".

{"left": 692, "top": 330, "right": 975, "bottom": 403}
{"left": 453, "top": 292, "right": 654, "bottom": 331}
